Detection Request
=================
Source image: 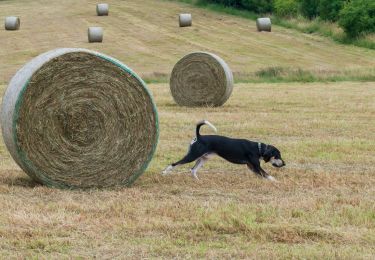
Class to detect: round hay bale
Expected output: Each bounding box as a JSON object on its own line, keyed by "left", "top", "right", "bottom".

{"left": 88, "top": 27, "right": 103, "bottom": 43}
{"left": 96, "top": 3, "right": 109, "bottom": 16}
{"left": 0, "top": 48, "right": 159, "bottom": 189}
{"left": 5, "top": 16, "right": 20, "bottom": 30}
{"left": 179, "top": 13, "right": 192, "bottom": 27}
{"left": 256, "top": 18, "right": 271, "bottom": 32}
{"left": 170, "top": 52, "right": 233, "bottom": 107}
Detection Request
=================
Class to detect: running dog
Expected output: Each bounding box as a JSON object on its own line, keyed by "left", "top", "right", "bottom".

{"left": 162, "top": 120, "right": 285, "bottom": 181}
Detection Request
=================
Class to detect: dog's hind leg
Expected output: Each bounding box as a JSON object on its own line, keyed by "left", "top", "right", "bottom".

{"left": 162, "top": 165, "right": 175, "bottom": 175}
{"left": 162, "top": 139, "right": 209, "bottom": 176}
{"left": 190, "top": 155, "right": 209, "bottom": 180}
{"left": 162, "top": 151, "right": 206, "bottom": 176}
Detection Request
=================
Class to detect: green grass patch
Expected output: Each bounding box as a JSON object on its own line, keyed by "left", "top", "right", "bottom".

{"left": 143, "top": 67, "right": 375, "bottom": 84}
{"left": 241, "top": 67, "right": 375, "bottom": 83}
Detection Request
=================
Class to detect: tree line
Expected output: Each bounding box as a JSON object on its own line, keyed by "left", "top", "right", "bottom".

{"left": 197, "top": 0, "right": 375, "bottom": 38}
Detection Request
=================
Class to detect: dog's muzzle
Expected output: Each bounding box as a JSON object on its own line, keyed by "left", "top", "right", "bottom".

{"left": 271, "top": 158, "right": 285, "bottom": 167}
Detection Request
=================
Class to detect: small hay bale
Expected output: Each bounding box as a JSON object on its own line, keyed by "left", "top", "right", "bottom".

{"left": 88, "top": 27, "right": 103, "bottom": 43}
{"left": 5, "top": 16, "right": 20, "bottom": 30}
{"left": 96, "top": 3, "right": 109, "bottom": 16}
{"left": 179, "top": 13, "right": 192, "bottom": 27}
{"left": 0, "top": 48, "right": 159, "bottom": 189}
{"left": 170, "top": 52, "right": 233, "bottom": 107}
{"left": 256, "top": 18, "right": 271, "bottom": 32}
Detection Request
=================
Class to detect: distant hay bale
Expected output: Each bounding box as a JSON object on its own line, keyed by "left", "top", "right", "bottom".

{"left": 88, "top": 27, "right": 103, "bottom": 43}
{"left": 256, "top": 18, "right": 271, "bottom": 32}
{"left": 96, "top": 3, "right": 109, "bottom": 16}
{"left": 170, "top": 52, "right": 233, "bottom": 107}
{"left": 0, "top": 48, "right": 159, "bottom": 189}
{"left": 5, "top": 16, "right": 20, "bottom": 30}
{"left": 179, "top": 13, "right": 192, "bottom": 27}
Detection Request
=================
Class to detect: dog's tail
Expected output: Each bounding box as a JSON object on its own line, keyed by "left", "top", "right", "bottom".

{"left": 196, "top": 120, "right": 217, "bottom": 139}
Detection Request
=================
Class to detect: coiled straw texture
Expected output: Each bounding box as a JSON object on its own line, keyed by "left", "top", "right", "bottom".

{"left": 1, "top": 48, "right": 159, "bottom": 189}
{"left": 170, "top": 52, "right": 233, "bottom": 107}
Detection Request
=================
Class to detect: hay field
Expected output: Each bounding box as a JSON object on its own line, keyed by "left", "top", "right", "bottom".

{"left": 0, "top": 0, "right": 374, "bottom": 83}
{"left": 1, "top": 82, "right": 374, "bottom": 258}
{"left": 0, "top": 0, "right": 375, "bottom": 258}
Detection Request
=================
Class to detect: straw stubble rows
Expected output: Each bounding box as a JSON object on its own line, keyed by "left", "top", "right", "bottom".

{"left": 0, "top": 82, "right": 374, "bottom": 258}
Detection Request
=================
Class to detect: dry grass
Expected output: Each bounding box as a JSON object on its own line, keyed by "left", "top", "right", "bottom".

{"left": 0, "top": 0, "right": 375, "bottom": 84}
{"left": 1, "top": 81, "right": 375, "bottom": 258}
{"left": 0, "top": 0, "right": 375, "bottom": 258}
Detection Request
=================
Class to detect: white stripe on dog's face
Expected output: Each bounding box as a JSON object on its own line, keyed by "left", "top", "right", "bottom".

{"left": 270, "top": 157, "right": 284, "bottom": 167}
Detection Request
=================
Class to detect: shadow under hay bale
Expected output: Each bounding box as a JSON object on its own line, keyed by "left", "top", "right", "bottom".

{"left": 256, "top": 18, "right": 271, "bottom": 32}
{"left": 0, "top": 48, "right": 159, "bottom": 189}
{"left": 5, "top": 16, "right": 20, "bottom": 30}
{"left": 3, "top": 175, "right": 40, "bottom": 188}
{"left": 170, "top": 52, "right": 233, "bottom": 107}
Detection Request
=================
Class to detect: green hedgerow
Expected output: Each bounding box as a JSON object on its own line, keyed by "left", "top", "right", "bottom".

{"left": 338, "top": 0, "right": 375, "bottom": 38}
{"left": 318, "top": 0, "right": 345, "bottom": 22}
{"left": 274, "top": 0, "right": 299, "bottom": 17}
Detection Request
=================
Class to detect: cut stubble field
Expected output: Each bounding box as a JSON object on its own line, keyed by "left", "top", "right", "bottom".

{"left": 0, "top": 82, "right": 374, "bottom": 258}
{"left": 0, "top": 0, "right": 375, "bottom": 258}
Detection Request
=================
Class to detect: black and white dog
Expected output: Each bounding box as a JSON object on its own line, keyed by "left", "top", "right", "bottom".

{"left": 162, "top": 120, "right": 285, "bottom": 181}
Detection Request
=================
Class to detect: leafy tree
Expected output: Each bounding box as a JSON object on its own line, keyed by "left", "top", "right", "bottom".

{"left": 338, "top": 0, "right": 375, "bottom": 38}
{"left": 199, "top": 0, "right": 273, "bottom": 13}
{"left": 318, "top": 0, "right": 345, "bottom": 21}
{"left": 299, "top": 0, "right": 320, "bottom": 19}
{"left": 241, "top": 0, "right": 273, "bottom": 13}
{"left": 274, "top": 0, "right": 299, "bottom": 17}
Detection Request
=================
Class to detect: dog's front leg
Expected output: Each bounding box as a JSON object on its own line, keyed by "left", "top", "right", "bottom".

{"left": 247, "top": 161, "right": 277, "bottom": 182}
{"left": 259, "top": 167, "right": 278, "bottom": 182}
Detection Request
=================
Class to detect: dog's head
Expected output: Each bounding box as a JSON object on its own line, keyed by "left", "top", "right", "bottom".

{"left": 263, "top": 145, "right": 285, "bottom": 168}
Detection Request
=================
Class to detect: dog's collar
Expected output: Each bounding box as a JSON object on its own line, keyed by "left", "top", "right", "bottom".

{"left": 258, "top": 142, "right": 267, "bottom": 158}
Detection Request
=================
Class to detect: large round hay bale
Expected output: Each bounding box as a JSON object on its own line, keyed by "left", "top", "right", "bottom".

{"left": 96, "top": 3, "right": 109, "bottom": 16}
{"left": 0, "top": 48, "right": 159, "bottom": 189}
{"left": 179, "top": 13, "right": 192, "bottom": 27}
{"left": 256, "top": 18, "right": 271, "bottom": 32}
{"left": 170, "top": 52, "right": 233, "bottom": 107}
{"left": 88, "top": 27, "right": 103, "bottom": 43}
{"left": 5, "top": 16, "right": 20, "bottom": 30}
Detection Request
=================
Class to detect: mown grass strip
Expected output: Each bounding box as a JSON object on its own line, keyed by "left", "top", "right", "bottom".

{"left": 143, "top": 67, "right": 375, "bottom": 84}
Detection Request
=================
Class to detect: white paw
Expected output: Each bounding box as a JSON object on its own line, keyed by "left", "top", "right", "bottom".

{"left": 191, "top": 170, "right": 199, "bottom": 180}
{"left": 267, "top": 175, "right": 277, "bottom": 182}
{"left": 162, "top": 165, "right": 173, "bottom": 175}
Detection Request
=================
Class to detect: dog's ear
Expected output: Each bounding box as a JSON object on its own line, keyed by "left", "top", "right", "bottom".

{"left": 263, "top": 146, "right": 274, "bottom": 162}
